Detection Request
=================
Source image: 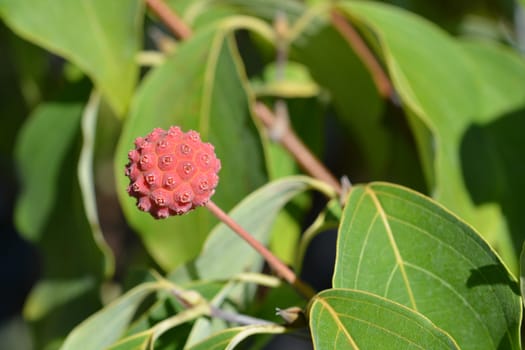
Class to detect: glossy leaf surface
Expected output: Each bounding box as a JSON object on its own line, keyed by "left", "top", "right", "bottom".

{"left": 333, "top": 182, "right": 521, "bottom": 349}
{"left": 340, "top": 1, "right": 525, "bottom": 272}
{"left": 309, "top": 288, "right": 458, "bottom": 349}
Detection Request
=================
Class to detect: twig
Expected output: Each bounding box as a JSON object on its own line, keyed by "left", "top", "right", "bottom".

{"left": 205, "top": 200, "right": 316, "bottom": 299}
{"left": 145, "top": 0, "right": 192, "bottom": 40}
{"left": 171, "top": 287, "right": 275, "bottom": 326}
{"left": 254, "top": 102, "right": 342, "bottom": 195}
{"left": 330, "top": 10, "right": 392, "bottom": 98}
{"left": 211, "top": 308, "right": 276, "bottom": 326}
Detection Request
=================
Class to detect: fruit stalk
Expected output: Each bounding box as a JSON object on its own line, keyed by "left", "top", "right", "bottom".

{"left": 206, "top": 200, "right": 316, "bottom": 299}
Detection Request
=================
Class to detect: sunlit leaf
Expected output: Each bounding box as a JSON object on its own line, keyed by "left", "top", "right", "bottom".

{"left": 333, "top": 182, "right": 521, "bottom": 349}
{"left": 0, "top": 0, "right": 142, "bottom": 115}
{"left": 309, "top": 288, "right": 458, "bottom": 349}
{"left": 115, "top": 26, "right": 267, "bottom": 271}
{"left": 339, "top": 1, "right": 525, "bottom": 273}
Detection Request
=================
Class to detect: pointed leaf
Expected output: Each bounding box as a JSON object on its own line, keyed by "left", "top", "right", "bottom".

{"left": 333, "top": 182, "right": 521, "bottom": 349}
{"left": 309, "top": 288, "right": 458, "bottom": 349}
{"left": 115, "top": 27, "right": 267, "bottom": 271}
{"left": 0, "top": 0, "right": 142, "bottom": 115}
{"left": 339, "top": 1, "right": 525, "bottom": 272}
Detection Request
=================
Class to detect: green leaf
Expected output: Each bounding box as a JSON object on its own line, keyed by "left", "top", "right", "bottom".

{"left": 187, "top": 324, "right": 287, "bottom": 350}
{"left": 14, "top": 103, "right": 82, "bottom": 240}
{"left": 115, "top": 26, "right": 267, "bottom": 271}
{"left": 61, "top": 282, "right": 167, "bottom": 350}
{"left": 309, "top": 288, "right": 458, "bottom": 349}
{"left": 339, "top": 1, "right": 525, "bottom": 273}
{"left": 333, "top": 183, "right": 521, "bottom": 349}
{"left": 458, "top": 40, "right": 525, "bottom": 274}
{"left": 106, "top": 332, "right": 151, "bottom": 350}
{"left": 170, "top": 176, "right": 335, "bottom": 282}
{"left": 0, "top": 0, "right": 142, "bottom": 115}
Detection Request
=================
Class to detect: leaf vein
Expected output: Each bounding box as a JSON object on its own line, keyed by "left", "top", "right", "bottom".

{"left": 365, "top": 186, "right": 417, "bottom": 310}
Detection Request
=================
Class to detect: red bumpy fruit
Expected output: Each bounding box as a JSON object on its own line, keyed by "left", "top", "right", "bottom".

{"left": 125, "top": 126, "right": 221, "bottom": 219}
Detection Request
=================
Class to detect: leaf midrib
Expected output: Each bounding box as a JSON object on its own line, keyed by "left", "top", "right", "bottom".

{"left": 365, "top": 186, "right": 417, "bottom": 310}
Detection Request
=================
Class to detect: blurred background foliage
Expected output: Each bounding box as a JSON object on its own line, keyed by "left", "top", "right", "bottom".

{"left": 0, "top": 0, "right": 524, "bottom": 348}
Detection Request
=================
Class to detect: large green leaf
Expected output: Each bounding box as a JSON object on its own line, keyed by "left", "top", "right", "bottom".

{"left": 309, "top": 288, "right": 458, "bottom": 349}
{"left": 0, "top": 0, "right": 142, "bottom": 115}
{"left": 333, "top": 183, "right": 521, "bottom": 349}
{"left": 61, "top": 282, "right": 167, "bottom": 350}
{"left": 458, "top": 40, "right": 525, "bottom": 273}
{"left": 115, "top": 26, "right": 267, "bottom": 271}
{"left": 339, "top": 1, "right": 525, "bottom": 273}
{"left": 187, "top": 324, "right": 287, "bottom": 350}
